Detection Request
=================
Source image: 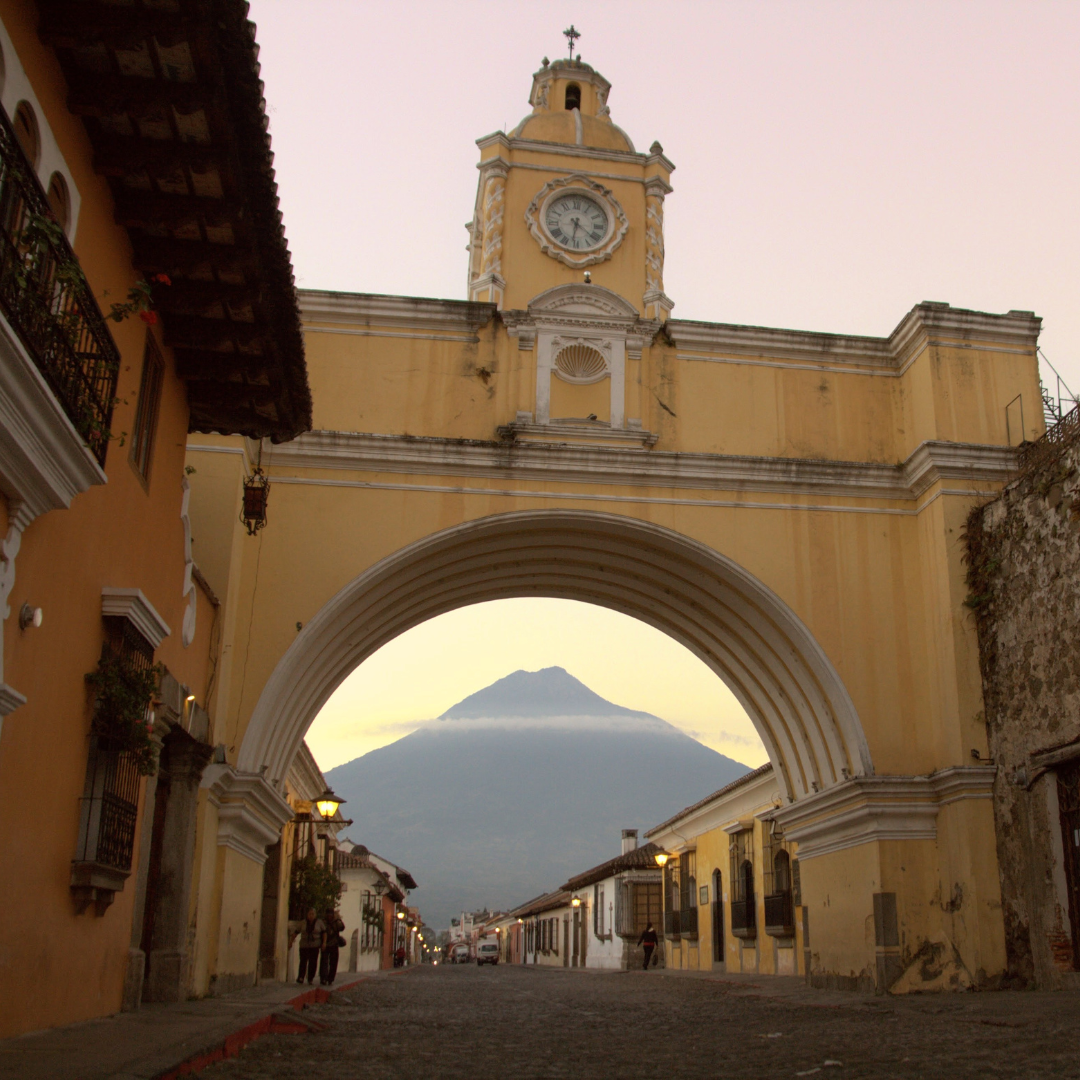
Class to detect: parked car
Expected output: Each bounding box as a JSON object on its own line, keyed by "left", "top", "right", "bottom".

{"left": 476, "top": 941, "right": 500, "bottom": 966}
{"left": 450, "top": 944, "right": 470, "bottom": 964}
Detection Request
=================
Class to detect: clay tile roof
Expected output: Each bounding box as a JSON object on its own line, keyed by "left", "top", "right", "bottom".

{"left": 511, "top": 889, "right": 571, "bottom": 918}
{"left": 41, "top": 0, "right": 311, "bottom": 441}
{"left": 562, "top": 842, "right": 663, "bottom": 891}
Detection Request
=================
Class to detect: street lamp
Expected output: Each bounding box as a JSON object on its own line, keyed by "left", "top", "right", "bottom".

{"left": 397, "top": 911, "right": 405, "bottom": 921}
{"left": 315, "top": 788, "right": 345, "bottom": 819}
{"left": 571, "top": 897, "right": 581, "bottom": 908}
{"left": 654, "top": 851, "right": 669, "bottom": 867}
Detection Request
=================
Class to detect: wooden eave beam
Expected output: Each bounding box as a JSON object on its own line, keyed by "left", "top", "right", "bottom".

{"left": 65, "top": 72, "right": 220, "bottom": 119}
{"left": 154, "top": 279, "right": 261, "bottom": 311}
{"left": 113, "top": 191, "right": 245, "bottom": 231}
{"left": 92, "top": 136, "right": 231, "bottom": 176}
{"left": 173, "top": 347, "right": 270, "bottom": 382}
{"left": 38, "top": 3, "right": 190, "bottom": 50}
{"left": 164, "top": 316, "right": 264, "bottom": 352}
{"left": 131, "top": 236, "right": 255, "bottom": 275}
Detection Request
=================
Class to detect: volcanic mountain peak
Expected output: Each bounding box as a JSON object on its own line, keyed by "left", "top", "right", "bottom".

{"left": 439, "top": 666, "right": 651, "bottom": 720}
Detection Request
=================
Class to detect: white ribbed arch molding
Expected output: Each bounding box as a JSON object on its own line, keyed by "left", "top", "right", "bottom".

{"left": 237, "top": 511, "right": 872, "bottom": 802}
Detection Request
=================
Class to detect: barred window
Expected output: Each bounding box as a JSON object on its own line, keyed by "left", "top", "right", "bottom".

{"left": 72, "top": 620, "right": 154, "bottom": 908}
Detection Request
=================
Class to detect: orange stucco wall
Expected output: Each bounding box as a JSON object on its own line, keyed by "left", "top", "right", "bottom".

{"left": 0, "top": 1, "right": 218, "bottom": 1038}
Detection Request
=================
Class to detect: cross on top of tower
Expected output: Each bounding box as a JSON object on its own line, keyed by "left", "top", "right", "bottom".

{"left": 563, "top": 24, "right": 580, "bottom": 60}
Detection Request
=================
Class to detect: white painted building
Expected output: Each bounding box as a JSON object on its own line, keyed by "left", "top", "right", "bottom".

{"left": 563, "top": 830, "right": 665, "bottom": 970}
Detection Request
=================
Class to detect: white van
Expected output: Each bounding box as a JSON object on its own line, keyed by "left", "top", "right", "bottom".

{"left": 476, "top": 940, "right": 500, "bottom": 966}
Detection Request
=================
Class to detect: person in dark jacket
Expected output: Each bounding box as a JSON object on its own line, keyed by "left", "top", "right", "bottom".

{"left": 294, "top": 908, "right": 325, "bottom": 985}
{"left": 320, "top": 907, "right": 345, "bottom": 985}
{"left": 637, "top": 922, "right": 658, "bottom": 970}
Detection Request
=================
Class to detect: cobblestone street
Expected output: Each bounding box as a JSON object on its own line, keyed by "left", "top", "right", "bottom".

{"left": 202, "top": 965, "right": 1080, "bottom": 1079}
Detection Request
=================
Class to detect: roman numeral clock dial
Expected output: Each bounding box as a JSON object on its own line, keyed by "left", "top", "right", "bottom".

{"left": 544, "top": 193, "right": 609, "bottom": 251}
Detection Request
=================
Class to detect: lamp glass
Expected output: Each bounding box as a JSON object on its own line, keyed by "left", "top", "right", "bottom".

{"left": 654, "top": 852, "right": 669, "bottom": 867}
{"left": 315, "top": 790, "right": 343, "bottom": 818}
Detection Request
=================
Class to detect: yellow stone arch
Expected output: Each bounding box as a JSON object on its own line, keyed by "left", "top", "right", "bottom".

{"left": 237, "top": 509, "right": 872, "bottom": 801}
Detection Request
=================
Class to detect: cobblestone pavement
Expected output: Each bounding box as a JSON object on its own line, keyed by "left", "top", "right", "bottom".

{"left": 203, "top": 964, "right": 1080, "bottom": 1079}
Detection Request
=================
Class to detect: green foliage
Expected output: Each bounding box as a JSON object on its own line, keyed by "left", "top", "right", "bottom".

{"left": 85, "top": 652, "right": 163, "bottom": 775}
{"left": 289, "top": 853, "right": 343, "bottom": 920}
{"left": 107, "top": 273, "right": 171, "bottom": 325}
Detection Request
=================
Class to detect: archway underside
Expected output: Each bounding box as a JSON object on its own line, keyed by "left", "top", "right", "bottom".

{"left": 239, "top": 511, "right": 872, "bottom": 803}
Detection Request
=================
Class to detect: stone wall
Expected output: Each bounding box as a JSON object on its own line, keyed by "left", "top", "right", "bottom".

{"left": 965, "top": 436, "right": 1080, "bottom": 986}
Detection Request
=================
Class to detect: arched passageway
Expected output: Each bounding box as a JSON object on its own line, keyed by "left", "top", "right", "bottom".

{"left": 238, "top": 510, "right": 871, "bottom": 802}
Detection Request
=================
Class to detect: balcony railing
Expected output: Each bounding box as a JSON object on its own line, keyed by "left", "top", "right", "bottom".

{"left": 663, "top": 907, "right": 699, "bottom": 939}
{"left": 764, "top": 891, "right": 795, "bottom": 937}
{"left": 0, "top": 104, "right": 119, "bottom": 467}
{"left": 730, "top": 897, "right": 756, "bottom": 939}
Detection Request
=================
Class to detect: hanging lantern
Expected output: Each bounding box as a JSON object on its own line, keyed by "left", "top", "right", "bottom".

{"left": 241, "top": 466, "right": 270, "bottom": 535}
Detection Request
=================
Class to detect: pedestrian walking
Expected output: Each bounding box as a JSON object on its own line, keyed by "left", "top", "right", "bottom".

{"left": 637, "top": 921, "right": 658, "bottom": 970}
{"left": 293, "top": 907, "right": 325, "bottom": 985}
{"left": 320, "top": 907, "right": 346, "bottom": 985}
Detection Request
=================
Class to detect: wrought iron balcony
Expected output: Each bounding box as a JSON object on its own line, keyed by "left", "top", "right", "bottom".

{"left": 0, "top": 104, "right": 119, "bottom": 467}
{"left": 730, "top": 897, "right": 757, "bottom": 939}
{"left": 764, "top": 891, "right": 795, "bottom": 938}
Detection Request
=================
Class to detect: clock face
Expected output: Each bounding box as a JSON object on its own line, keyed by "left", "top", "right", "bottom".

{"left": 545, "top": 193, "right": 609, "bottom": 251}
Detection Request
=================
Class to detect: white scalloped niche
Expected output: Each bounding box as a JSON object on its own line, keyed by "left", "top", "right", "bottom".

{"left": 554, "top": 343, "right": 609, "bottom": 384}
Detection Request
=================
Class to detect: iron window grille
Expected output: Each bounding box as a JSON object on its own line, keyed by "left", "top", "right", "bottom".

{"left": 679, "top": 851, "right": 698, "bottom": 940}
{"left": 729, "top": 828, "right": 757, "bottom": 939}
{"left": 663, "top": 860, "right": 681, "bottom": 938}
{"left": 763, "top": 822, "right": 796, "bottom": 938}
{"left": 0, "top": 101, "right": 120, "bottom": 467}
{"left": 72, "top": 620, "right": 154, "bottom": 911}
{"left": 712, "top": 869, "right": 725, "bottom": 962}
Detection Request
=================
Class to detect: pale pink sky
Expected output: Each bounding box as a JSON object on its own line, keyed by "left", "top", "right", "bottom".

{"left": 251, "top": 0, "right": 1080, "bottom": 401}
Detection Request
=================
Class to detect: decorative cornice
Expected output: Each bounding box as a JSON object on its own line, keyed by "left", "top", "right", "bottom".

{"left": 772, "top": 766, "right": 997, "bottom": 860}
{"left": 668, "top": 303, "right": 1040, "bottom": 374}
{"left": 0, "top": 311, "right": 105, "bottom": 519}
{"left": 298, "top": 291, "right": 496, "bottom": 339}
{"left": 203, "top": 765, "right": 294, "bottom": 865}
{"left": 264, "top": 431, "right": 1015, "bottom": 505}
{"left": 101, "top": 587, "right": 171, "bottom": 650}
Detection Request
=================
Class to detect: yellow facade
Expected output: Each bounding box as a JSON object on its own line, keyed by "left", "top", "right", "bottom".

{"left": 178, "top": 54, "right": 1043, "bottom": 995}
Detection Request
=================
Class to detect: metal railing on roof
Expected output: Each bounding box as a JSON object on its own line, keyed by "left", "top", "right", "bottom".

{"left": 1017, "top": 403, "right": 1080, "bottom": 478}
{"left": 0, "top": 103, "right": 119, "bottom": 467}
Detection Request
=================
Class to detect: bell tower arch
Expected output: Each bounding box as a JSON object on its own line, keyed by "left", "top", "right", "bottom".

{"left": 467, "top": 56, "right": 674, "bottom": 322}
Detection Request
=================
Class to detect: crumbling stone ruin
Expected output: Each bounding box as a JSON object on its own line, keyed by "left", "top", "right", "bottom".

{"left": 965, "top": 423, "right": 1080, "bottom": 988}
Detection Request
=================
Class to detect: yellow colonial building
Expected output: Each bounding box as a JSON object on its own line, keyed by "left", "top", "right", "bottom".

{"left": 180, "top": 51, "right": 1046, "bottom": 996}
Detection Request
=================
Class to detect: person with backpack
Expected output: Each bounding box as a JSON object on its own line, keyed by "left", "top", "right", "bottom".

{"left": 320, "top": 907, "right": 346, "bottom": 985}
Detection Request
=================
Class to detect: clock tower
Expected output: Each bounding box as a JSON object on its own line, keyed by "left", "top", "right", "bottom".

{"left": 467, "top": 55, "right": 674, "bottom": 322}
{"left": 467, "top": 54, "right": 674, "bottom": 434}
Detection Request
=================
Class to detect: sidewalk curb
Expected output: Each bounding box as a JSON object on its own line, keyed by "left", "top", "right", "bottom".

{"left": 149, "top": 976, "right": 369, "bottom": 1080}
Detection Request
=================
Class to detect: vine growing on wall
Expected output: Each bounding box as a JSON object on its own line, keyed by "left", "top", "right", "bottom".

{"left": 85, "top": 652, "right": 163, "bottom": 776}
